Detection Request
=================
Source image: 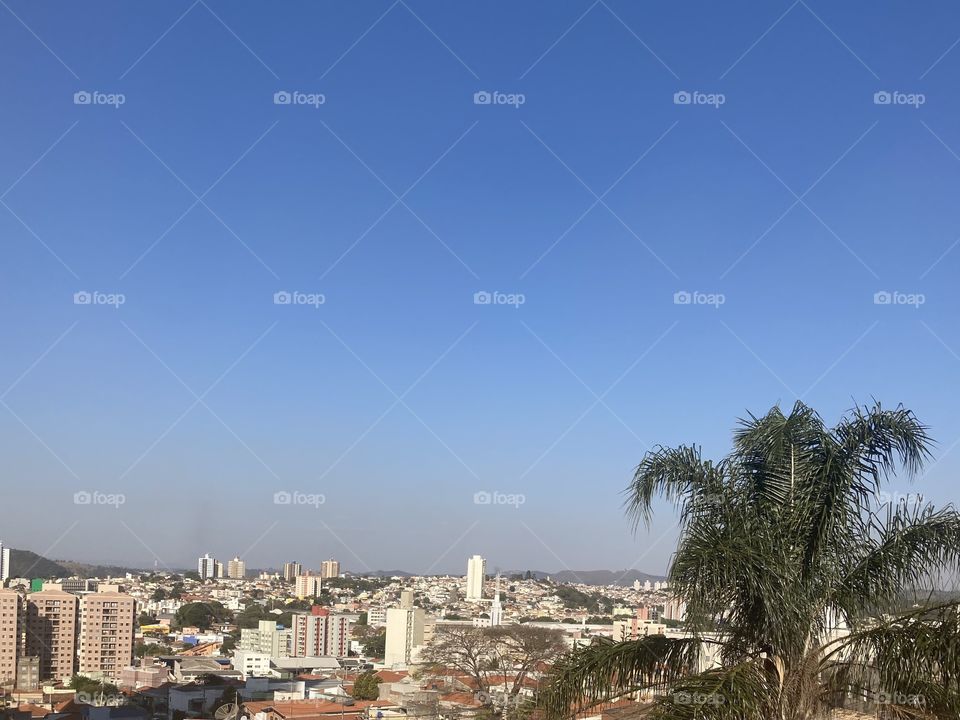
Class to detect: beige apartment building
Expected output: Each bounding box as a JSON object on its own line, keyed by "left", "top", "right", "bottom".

{"left": 25, "top": 588, "right": 78, "bottom": 682}
{"left": 320, "top": 559, "right": 340, "bottom": 579}
{"left": 0, "top": 589, "right": 20, "bottom": 685}
{"left": 77, "top": 589, "right": 135, "bottom": 681}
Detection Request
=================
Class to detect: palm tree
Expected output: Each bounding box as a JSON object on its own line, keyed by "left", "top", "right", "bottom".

{"left": 539, "top": 401, "right": 960, "bottom": 720}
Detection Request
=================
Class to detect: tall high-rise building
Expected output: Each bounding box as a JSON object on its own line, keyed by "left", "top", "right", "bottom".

{"left": 291, "top": 607, "right": 350, "bottom": 657}
{"left": 77, "top": 589, "right": 136, "bottom": 681}
{"left": 384, "top": 591, "right": 424, "bottom": 667}
{"left": 283, "top": 562, "right": 302, "bottom": 582}
{"left": 227, "top": 557, "right": 246, "bottom": 580}
{"left": 0, "top": 589, "right": 20, "bottom": 685}
{"left": 466, "top": 555, "right": 485, "bottom": 600}
{"left": 198, "top": 554, "right": 216, "bottom": 580}
{"left": 0, "top": 542, "right": 11, "bottom": 583}
{"left": 320, "top": 559, "right": 340, "bottom": 579}
{"left": 214, "top": 561, "right": 224, "bottom": 579}
{"left": 294, "top": 573, "right": 321, "bottom": 599}
{"left": 25, "top": 588, "right": 78, "bottom": 682}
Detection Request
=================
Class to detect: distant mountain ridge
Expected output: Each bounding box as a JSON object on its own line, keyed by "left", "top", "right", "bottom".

{"left": 6, "top": 547, "right": 663, "bottom": 586}
{"left": 7, "top": 549, "right": 145, "bottom": 580}
{"left": 8, "top": 549, "right": 71, "bottom": 579}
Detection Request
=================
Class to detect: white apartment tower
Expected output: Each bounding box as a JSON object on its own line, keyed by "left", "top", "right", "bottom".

{"left": 466, "top": 554, "right": 485, "bottom": 600}
{"left": 0, "top": 542, "right": 10, "bottom": 583}
{"left": 198, "top": 554, "right": 217, "bottom": 580}
{"left": 384, "top": 590, "right": 424, "bottom": 668}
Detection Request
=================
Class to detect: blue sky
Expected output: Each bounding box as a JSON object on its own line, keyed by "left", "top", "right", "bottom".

{"left": 2, "top": 1, "right": 960, "bottom": 576}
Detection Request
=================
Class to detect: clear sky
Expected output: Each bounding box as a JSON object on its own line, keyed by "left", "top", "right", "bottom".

{"left": 2, "top": 1, "right": 960, "bottom": 576}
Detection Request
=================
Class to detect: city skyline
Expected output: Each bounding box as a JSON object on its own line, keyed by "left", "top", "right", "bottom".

{"left": 3, "top": 2, "right": 960, "bottom": 574}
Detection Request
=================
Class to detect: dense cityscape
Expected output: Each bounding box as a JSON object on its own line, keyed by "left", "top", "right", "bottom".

{"left": 0, "top": 545, "right": 687, "bottom": 720}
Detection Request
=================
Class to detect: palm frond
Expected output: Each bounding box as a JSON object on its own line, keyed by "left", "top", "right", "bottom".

{"left": 644, "top": 659, "right": 778, "bottom": 720}
{"left": 833, "top": 501, "right": 960, "bottom": 616}
{"left": 536, "top": 636, "right": 702, "bottom": 719}
{"left": 820, "top": 601, "right": 960, "bottom": 718}
{"left": 624, "top": 445, "right": 725, "bottom": 530}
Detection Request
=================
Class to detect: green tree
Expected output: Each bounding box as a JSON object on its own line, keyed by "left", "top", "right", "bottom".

{"left": 135, "top": 642, "right": 172, "bottom": 658}
{"left": 539, "top": 402, "right": 960, "bottom": 720}
{"left": 152, "top": 588, "right": 167, "bottom": 601}
{"left": 352, "top": 671, "right": 381, "bottom": 700}
{"left": 175, "top": 602, "right": 230, "bottom": 631}
{"left": 359, "top": 627, "right": 386, "bottom": 658}
{"left": 69, "top": 675, "right": 119, "bottom": 698}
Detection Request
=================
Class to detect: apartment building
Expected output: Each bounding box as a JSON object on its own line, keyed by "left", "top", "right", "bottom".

{"left": 25, "top": 588, "right": 78, "bottom": 682}
{"left": 0, "top": 542, "right": 11, "bottom": 583}
{"left": 320, "top": 560, "right": 340, "bottom": 579}
{"left": 465, "top": 555, "right": 485, "bottom": 600}
{"left": 227, "top": 557, "right": 246, "bottom": 580}
{"left": 0, "top": 589, "right": 20, "bottom": 685}
{"left": 77, "top": 590, "right": 136, "bottom": 681}
{"left": 282, "top": 562, "right": 302, "bottom": 582}
{"left": 239, "top": 619, "right": 292, "bottom": 657}
{"left": 291, "top": 607, "right": 350, "bottom": 657}
{"left": 294, "top": 574, "right": 321, "bottom": 599}
{"left": 384, "top": 591, "right": 424, "bottom": 668}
